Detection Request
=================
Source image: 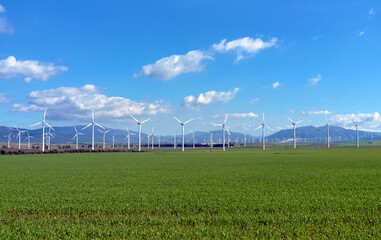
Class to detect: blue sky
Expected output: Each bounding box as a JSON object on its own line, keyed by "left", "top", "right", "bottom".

{"left": 0, "top": 0, "right": 380, "bottom": 135}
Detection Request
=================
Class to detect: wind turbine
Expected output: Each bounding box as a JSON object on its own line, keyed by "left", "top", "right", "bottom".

{"left": 255, "top": 113, "right": 273, "bottom": 150}
{"left": 125, "top": 128, "right": 135, "bottom": 150}
{"left": 287, "top": 116, "right": 303, "bottom": 149}
{"left": 151, "top": 128, "right": 155, "bottom": 149}
{"left": 98, "top": 129, "right": 110, "bottom": 150}
{"left": 73, "top": 126, "right": 84, "bottom": 150}
{"left": 5, "top": 132, "right": 12, "bottom": 149}
{"left": 130, "top": 115, "right": 150, "bottom": 152}
{"left": 25, "top": 131, "right": 33, "bottom": 149}
{"left": 147, "top": 132, "right": 150, "bottom": 149}
{"left": 353, "top": 123, "right": 360, "bottom": 148}
{"left": 15, "top": 127, "right": 26, "bottom": 150}
{"left": 217, "top": 114, "right": 228, "bottom": 151}
{"left": 244, "top": 133, "right": 247, "bottom": 147}
{"left": 320, "top": 115, "right": 330, "bottom": 148}
{"left": 173, "top": 117, "right": 194, "bottom": 152}
{"left": 112, "top": 134, "right": 115, "bottom": 149}
{"left": 31, "top": 108, "right": 53, "bottom": 152}
{"left": 226, "top": 125, "right": 231, "bottom": 148}
{"left": 192, "top": 132, "right": 195, "bottom": 149}
{"left": 173, "top": 133, "right": 177, "bottom": 149}
{"left": 210, "top": 132, "right": 213, "bottom": 148}
{"left": 46, "top": 127, "right": 55, "bottom": 150}
{"left": 83, "top": 110, "right": 104, "bottom": 151}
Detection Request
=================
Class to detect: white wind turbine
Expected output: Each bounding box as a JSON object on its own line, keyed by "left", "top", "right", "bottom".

{"left": 147, "top": 132, "right": 150, "bottom": 149}
{"left": 210, "top": 132, "right": 213, "bottom": 148}
{"left": 192, "top": 132, "right": 195, "bottom": 149}
{"left": 5, "top": 132, "right": 12, "bottom": 149}
{"left": 112, "top": 134, "right": 115, "bottom": 149}
{"left": 98, "top": 129, "right": 110, "bottom": 150}
{"left": 226, "top": 125, "right": 231, "bottom": 148}
{"left": 255, "top": 113, "right": 273, "bottom": 151}
{"left": 287, "top": 116, "right": 303, "bottom": 149}
{"left": 125, "top": 128, "right": 135, "bottom": 150}
{"left": 15, "top": 127, "right": 25, "bottom": 150}
{"left": 217, "top": 114, "right": 228, "bottom": 151}
{"left": 321, "top": 115, "right": 330, "bottom": 148}
{"left": 130, "top": 115, "right": 150, "bottom": 152}
{"left": 353, "top": 123, "right": 360, "bottom": 148}
{"left": 244, "top": 133, "right": 247, "bottom": 147}
{"left": 73, "top": 126, "right": 84, "bottom": 150}
{"left": 46, "top": 127, "right": 55, "bottom": 150}
{"left": 173, "top": 117, "right": 194, "bottom": 152}
{"left": 173, "top": 133, "right": 177, "bottom": 149}
{"left": 31, "top": 108, "right": 53, "bottom": 152}
{"left": 25, "top": 131, "right": 33, "bottom": 149}
{"left": 83, "top": 110, "right": 104, "bottom": 151}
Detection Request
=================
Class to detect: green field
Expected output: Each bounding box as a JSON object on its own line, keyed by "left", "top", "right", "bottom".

{"left": 0, "top": 148, "right": 380, "bottom": 238}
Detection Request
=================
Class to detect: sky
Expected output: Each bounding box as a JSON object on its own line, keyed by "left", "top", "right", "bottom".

{"left": 0, "top": 0, "right": 381, "bottom": 136}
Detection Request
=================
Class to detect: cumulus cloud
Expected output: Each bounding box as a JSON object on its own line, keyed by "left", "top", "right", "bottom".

{"left": 182, "top": 88, "right": 239, "bottom": 109}
{"left": 303, "top": 110, "right": 332, "bottom": 116}
{"left": 272, "top": 81, "right": 280, "bottom": 88}
{"left": 0, "top": 56, "right": 68, "bottom": 81}
{"left": 215, "top": 112, "right": 258, "bottom": 118}
{"left": 134, "top": 50, "right": 212, "bottom": 81}
{"left": 0, "top": 16, "right": 12, "bottom": 34}
{"left": 369, "top": 8, "right": 375, "bottom": 16}
{"left": 10, "top": 84, "right": 169, "bottom": 121}
{"left": 330, "top": 112, "right": 381, "bottom": 128}
{"left": 213, "top": 37, "right": 277, "bottom": 62}
{"left": 0, "top": 4, "right": 5, "bottom": 13}
{"left": 0, "top": 93, "right": 9, "bottom": 104}
{"left": 249, "top": 98, "right": 260, "bottom": 104}
{"left": 309, "top": 74, "right": 321, "bottom": 85}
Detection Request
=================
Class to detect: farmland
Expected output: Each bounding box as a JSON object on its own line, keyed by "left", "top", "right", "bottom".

{"left": 0, "top": 148, "right": 380, "bottom": 238}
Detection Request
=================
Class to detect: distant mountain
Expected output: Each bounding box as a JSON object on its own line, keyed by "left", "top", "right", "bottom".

{"left": 1, "top": 125, "right": 380, "bottom": 146}
{"left": 267, "top": 125, "right": 381, "bottom": 142}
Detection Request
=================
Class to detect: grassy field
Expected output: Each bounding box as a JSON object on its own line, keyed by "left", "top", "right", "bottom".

{"left": 0, "top": 148, "right": 380, "bottom": 238}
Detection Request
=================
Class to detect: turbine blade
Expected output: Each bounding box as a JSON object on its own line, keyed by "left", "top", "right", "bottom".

{"left": 224, "top": 114, "right": 228, "bottom": 124}
{"left": 74, "top": 126, "right": 78, "bottom": 133}
{"left": 30, "top": 122, "right": 42, "bottom": 127}
{"left": 82, "top": 123, "right": 92, "bottom": 130}
{"left": 141, "top": 119, "right": 150, "bottom": 124}
{"left": 105, "top": 130, "right": 110, "bottom": 133}
{"left": 95, "top": 122, "right": 105, "bottom": 129}
{"left": 43, "top": 108, "right": 47, "bottom": 121}
{"left": 295, "top": 120, "right": 303, "bottom": 124}
{"left": 98, "top": 129, "right": 103, "bottom": 133}
{"left": 287, "top": 116, "right": 294, "bottom": 123}
{"left": 130, "top": 114, "right": 139, "bottom": 123}
{"left": 92, "top": 109, "right": 94, "bottom": 121}
{"left": 265, "top": 124, "right": 273, "bottom": 131}
{"left": 78, "top": 133, "right": 85, "bottom": 135}
{"left": 184, "top": 119, "right": 193, "bottom": 125}
{"left": 255, "top": 125, "right": 262, "bottom": 130}
{"left": 173, "top": 116, "right": 182, "bottom": 124}
{"left": 73, "top": 134, "right": 77, "bottom": 140}
{"left": 45, "top": 122, "right": 54, "bottom": 130}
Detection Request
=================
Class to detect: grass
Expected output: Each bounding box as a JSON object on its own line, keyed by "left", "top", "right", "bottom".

{"left": 0, "top": 148, "right": 380, "bottom": 238}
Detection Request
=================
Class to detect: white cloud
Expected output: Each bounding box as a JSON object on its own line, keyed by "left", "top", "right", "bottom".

{"left": 369, "top": 8, "right": 375, "bottom": 16}
{"left": 309, "top": 74, "right": 321, "bottom": 85}
{"left": 272, "top": 81, "right": 280, "bottom": 88}
{"left": 249, "top": 98, "right": 260, "bottom": 104}
{"left": 330, "top": 112, "right": 381, "bottom": 128}
{"left": 215, "top": 112, "right": 258, "bottom": 118}
{"left": 213, "top": 37, "right": 277, "bottom": 61}
{"left": 359, "top": 31, "right": 365, "bottom": 36}
{"left": 135, "top": 50, "right": 212, "bottom": 81}
{"left": 0, "top": 56, "right": 68, "bottom": 81}
{"left": 182, "top": 88, "right": 239, "bottom": 109}
{"left": 0, "top": 16, "right": 12, "bottom": 34}
{"left": 303, "top": 110, "right": 332, "bottom": 116}
{"left": 0, "top": 93, "right": 9, "bottom": 104}
{"left": 0, "top": 4, "right": 5, "bottom": 13}
{"left": 10, "top": 84, "right": 169, "bottom": 121}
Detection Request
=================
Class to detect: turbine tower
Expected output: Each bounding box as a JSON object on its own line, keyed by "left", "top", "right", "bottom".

{"left": 210, "top": 132, "right": 213, "bottom": 148}
{"left": 173, "top": 117, "right": 194, "bottom": 152}
{"left": 147, "top": 132, "right": 150, "bottom": 149}
{"left": 6, "top": 132, "right": 12, "bottom": 149}
{"left": 31, "top": 108, "right": 53, "bottom": 152}
{"left": 15, "top": 127, "right": 25, "bottom": 150}
{"left": 321, "top": 115, "right": 330, "bottom": 148}
{"left": 287, "top": 116, "right": 303, "bottom": 149}
{"left": 83, "top": 110, "right": 104, "bottom": 151}
{"left": 125, "top": 128, "right": 135, "bottom": 150}
{"left": 255, "top": 113, "right": 273, "bottom": 150}
{"left": 98, "top": 129, "right": 110, "bottom": 150}
{"left": 192, "top": 132, "right": 195, "bottom": 149}
{"left": 354, "top": 123, "right": 360, "bottom": 148}
{"left": 226, "top": 126, "right": 231, "bottom": 148}
{"left": 151, "top": 128, "right": 155, "bottom": 150}
{"left": 112, "top": 134, "right": 115, "bottom": 149}
{"left": 173, "top": 133, "right": 177, "bottom": 149}
{"left": 130, "top": 115, "right": 150, "bottom": 152}
{"left": 244, "top": 133, "right": 247, "bottom": 147}
{"left": 46, "top": 127, "right": 55, "bottom": 150}
{"left": 217, "top": 114, "right": 228, "bottom": 151}
{"left": 73, "top": 126, "right": 84, "bottom": 150}
{"left": 25, "top": 131, "right": 33, "bottom": 149}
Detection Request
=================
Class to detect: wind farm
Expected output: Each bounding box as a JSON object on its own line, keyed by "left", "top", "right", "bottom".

{"left": 1, "top": 1, "right": 381, "bottom": 238}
